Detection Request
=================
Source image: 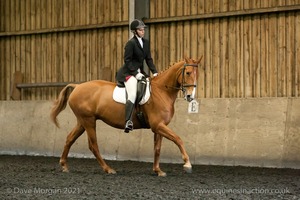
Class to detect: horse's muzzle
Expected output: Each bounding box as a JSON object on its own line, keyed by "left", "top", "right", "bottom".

{"left": 185, "top": 95, "right": 194, "bottom": 102}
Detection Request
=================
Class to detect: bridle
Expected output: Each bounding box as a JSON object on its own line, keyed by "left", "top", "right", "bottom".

{"left": 165, "top": 63, "right": 199, "bottom": 93}
{"left": 180, "top": 63, "right": 199, "bottom": 93}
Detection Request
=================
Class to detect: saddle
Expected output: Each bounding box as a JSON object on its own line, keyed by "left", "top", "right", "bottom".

{"left": 113, "top": 78, "right": 151, "bottom": 105}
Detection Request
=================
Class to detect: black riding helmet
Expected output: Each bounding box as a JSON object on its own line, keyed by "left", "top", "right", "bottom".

{"left": 130, "top": 19, "right": 147, "bottom": 30}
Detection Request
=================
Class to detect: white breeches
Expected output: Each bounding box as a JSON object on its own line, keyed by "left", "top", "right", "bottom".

{"left": 124, "top": 76, "right": 137, "bottom": 103}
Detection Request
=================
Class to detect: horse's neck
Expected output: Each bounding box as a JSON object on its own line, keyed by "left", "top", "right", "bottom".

{"left": 159, "top": 61, "right": 183, "bottom": 87}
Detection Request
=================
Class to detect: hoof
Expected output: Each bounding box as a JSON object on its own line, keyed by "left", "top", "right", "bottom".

{"left": 61, "top": 167, "right": 69, "bottom": 173}
{"left": 183, "top": 163, "right": 192, "bottom": 173}
{"left": 158, "top": 171, "right": 167, "bottom": 177}
{"left": 183, "top": 166, "right": 192, "bottom": 173}
{"left": 154, "top": 169, "right": 167, "bottom": 177}
{"left": 60, "top": 163, "right": 69, "bottom": 173}
{"left": 106, "top": 168, "right": 117, "bottom": 174}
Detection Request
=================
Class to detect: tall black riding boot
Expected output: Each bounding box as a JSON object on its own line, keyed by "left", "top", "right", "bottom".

{"left": 124, "top": 100, "right": 135, "bottom": 133}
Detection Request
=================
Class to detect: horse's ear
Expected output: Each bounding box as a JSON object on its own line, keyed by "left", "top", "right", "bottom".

{"left": 184, "top": 55, "right": 190, "bottom": 63}
{"left": 196, "top": 55, "right": 203, "bottom": 64}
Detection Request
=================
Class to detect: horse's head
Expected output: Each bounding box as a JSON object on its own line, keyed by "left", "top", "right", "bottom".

{"left": 178, "top": 56, "right": 202, "bottom": 102}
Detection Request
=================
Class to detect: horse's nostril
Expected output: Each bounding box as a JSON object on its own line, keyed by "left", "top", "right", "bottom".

{"left": 186, "top": 95, "right": 193, "bottom": 102}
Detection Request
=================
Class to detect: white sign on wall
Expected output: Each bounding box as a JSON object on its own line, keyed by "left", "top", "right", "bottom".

{"left": 188, "top": 99, "right": 199, "bottom": 113}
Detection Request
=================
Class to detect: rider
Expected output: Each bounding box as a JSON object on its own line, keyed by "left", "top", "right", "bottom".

{"left": 116, "top": 19, "right": 158, "bottom": 133}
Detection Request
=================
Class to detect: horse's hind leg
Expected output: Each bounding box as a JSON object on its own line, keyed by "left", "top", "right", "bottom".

{"left": 82, "top": 118, "right": 116, "bottom": 174}
{"left": 60, "top": 122, "right": 85, "bottom": 172}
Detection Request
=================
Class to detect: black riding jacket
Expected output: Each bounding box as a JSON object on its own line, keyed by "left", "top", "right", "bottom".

{"left": 116, "top": 36, "right": 157, "bottom": 82}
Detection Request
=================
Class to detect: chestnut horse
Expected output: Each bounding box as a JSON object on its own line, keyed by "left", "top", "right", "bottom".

{"left": 50, "top": 56, "right": 202, "bottom": 176}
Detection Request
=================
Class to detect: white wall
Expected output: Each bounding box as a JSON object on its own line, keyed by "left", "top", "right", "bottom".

{"left": 1, "top": 98, "right": 299, "bottom": 169}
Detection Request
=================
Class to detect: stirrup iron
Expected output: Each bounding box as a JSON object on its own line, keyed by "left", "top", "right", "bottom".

{"left": 124, "top": 120, "right": 133, "bottom": 133}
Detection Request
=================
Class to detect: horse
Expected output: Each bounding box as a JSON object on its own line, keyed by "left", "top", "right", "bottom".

{"left": 50, "top": 56, "right": 202, "bottom": 176}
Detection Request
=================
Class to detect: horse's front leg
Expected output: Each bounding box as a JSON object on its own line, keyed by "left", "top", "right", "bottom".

{"left": 154, "top": 123, "right": 192, "bottom": 174}
{"left": 153, "top": 133, "right": 166, "bottom": 177}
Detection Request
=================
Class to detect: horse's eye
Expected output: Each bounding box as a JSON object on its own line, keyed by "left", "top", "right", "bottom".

{"left": 186, "top": 72, "right": 191, "bottom": 76}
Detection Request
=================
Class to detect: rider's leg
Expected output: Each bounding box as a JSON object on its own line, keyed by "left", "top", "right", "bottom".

{"left": 124, "top": 76, "right": 137, "bottom": 133}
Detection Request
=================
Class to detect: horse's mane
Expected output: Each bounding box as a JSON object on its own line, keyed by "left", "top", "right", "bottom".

{"left": 156, "top": 60, "right": 185, "bottom": 76}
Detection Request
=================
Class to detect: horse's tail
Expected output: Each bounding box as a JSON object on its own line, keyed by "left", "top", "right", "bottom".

{"left": 50, "top": 83, "right": 77, "bottom": 128}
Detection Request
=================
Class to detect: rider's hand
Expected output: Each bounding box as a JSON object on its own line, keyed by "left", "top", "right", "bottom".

{"left": 135, "top": 73, "right": 144, "bottom": 80}
{"left": 153, "top": 73, "right": 158, "bottom": 77}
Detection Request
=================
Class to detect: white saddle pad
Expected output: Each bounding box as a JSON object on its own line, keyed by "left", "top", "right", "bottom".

{"left": 113, "top": 79, "right": 151, "bottom": 105}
